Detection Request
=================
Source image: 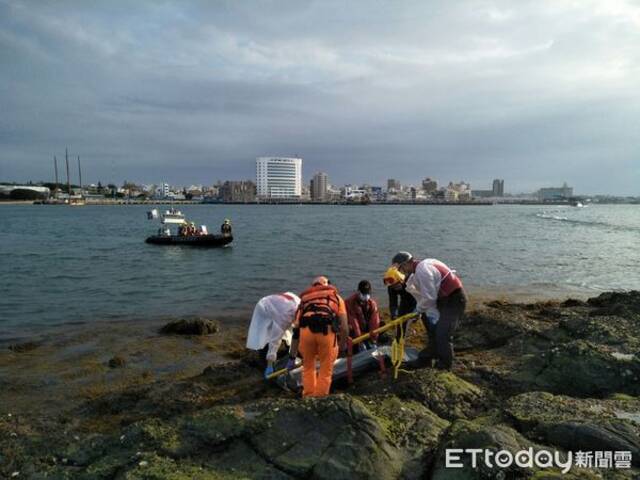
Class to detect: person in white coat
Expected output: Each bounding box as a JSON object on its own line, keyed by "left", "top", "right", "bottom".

{"left": 391, "top": 252, "right": 467, "bottom": 370}
{"left": 246, "top": 292, "right": 301, "bottom": 378}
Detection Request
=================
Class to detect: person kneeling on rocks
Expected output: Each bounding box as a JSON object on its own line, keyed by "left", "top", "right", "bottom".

{"left": 345, "top": 280, "right": 380, "bottom": 352}
{"left": 287, "top": 276, "right": 349, "bottom": 397}
{"left": 391, "top": 252, "right": 467, "bottom": 370}
{"left": 246, "top": 292, "right": 301, "bottom": 378}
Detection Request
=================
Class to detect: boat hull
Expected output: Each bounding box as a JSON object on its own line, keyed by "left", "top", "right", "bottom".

{"left": 145, "top": 234, "right": 233, "bottom": 247}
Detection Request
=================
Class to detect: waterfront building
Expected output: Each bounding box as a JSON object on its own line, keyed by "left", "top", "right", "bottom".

{"left": 370, "top": 186, "right": 383, "bottom": 201}
{"left": 473, "top": 178, "right": 503, "bottom": 199}
{"left": 344, "top": 185, "right": 367, "bottom": 200}
{"left": 387, "top": 178, "right": 401, "bottom": 191}
{"left": 444, "top": 188, "right": 459, "bottom": 202}
{"left": 538, "top": 182, "right": 573, "bottom": 201}
{"left": 256, "top": 157, "right": 302, "bottom": 199}
{"left": 473, "top": 190, "right": 493, "bottom": 198}
{"left": 422, "top": 178, "right": 438, "bottom": 194}
{"left": 156, "top": 182, "right": 170, "bottom": 198}
{"left": 311, "top": 172, "right": 328, "bottom": 201}
{"left": 221, "top": 180, "right": 256, "bottom": 203}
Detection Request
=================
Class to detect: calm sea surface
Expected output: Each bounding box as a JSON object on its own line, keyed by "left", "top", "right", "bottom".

{"left": 1, "top": 204, "right": 638, "bottom": 338}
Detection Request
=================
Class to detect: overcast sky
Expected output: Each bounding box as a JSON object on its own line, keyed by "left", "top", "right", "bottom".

{"left": 1, "top": 0, "right": 638, "bottom": 194}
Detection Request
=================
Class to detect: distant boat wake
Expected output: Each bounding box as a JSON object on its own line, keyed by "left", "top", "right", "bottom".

{"left": 535, "top": 211, "right": 640, "bottom": 233}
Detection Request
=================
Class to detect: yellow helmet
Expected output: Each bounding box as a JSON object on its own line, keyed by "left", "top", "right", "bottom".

{"left": 383, "top": 266, "right": 405, "bottom": 286}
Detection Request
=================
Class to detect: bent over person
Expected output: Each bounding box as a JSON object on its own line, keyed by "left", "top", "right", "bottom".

{"left": 246, "top": 292, "right": 301, "bottom": 378}
{"left": 392, "top": 252, "right": 467, "bottom": 370}
{"left": 288, "top": 276, "right": 349, "bottom": 397}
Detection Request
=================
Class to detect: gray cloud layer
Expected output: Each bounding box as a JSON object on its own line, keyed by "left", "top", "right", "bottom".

{"left": 1, "top": 0, "right": 638, "bottom": 194}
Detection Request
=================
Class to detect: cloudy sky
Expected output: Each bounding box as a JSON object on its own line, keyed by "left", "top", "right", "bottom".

{"left": 1, "top": 0, "right": 638, "bottom": 194}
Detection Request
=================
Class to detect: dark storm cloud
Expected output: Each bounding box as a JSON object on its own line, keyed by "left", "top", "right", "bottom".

{"left": 1, "top": 0, "right": 638, "bottom": 193}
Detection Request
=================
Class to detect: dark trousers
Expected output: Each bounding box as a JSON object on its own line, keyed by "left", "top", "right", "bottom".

{"left": 420, "top": 289, "right": 467, "bottom": 369}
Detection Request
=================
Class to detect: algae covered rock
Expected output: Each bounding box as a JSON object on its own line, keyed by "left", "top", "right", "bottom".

{"left": 506, "top": 392, "right": 640, "bottom": 467}
{"left": 393, "top": 369, "right": 486, "bottom": 421}
{"left": 248, "top": 395, "right": 405, "bottom": 479}
{"left": 456, "top": 310, "right": 525, "bottom": 351}
{"left": 514, "top": 340, "right": 640, "bottom": 397}
{"left": 587, "top": 291, "right": 640, "bottom": 318}
{"left": 31, "top": 394, "right": 441, "bottom": 479}
{"left": 352, "top": 368, "right": 485, "bottom": 422}
{"left": 341, "top": 395, "right": 450, "bottom": 480}
{"left": 160, "top": 318, "right": 220, "bottom": 335}
{"left": 431, "top": 419, "right": 545, "bottom": 479}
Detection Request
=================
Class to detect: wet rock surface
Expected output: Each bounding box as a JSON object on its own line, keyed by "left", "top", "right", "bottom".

{"left": 159, "top": 318, "right": 221, "bottom": 336}
{"left": 2, "top": 291, "right": 640, "bottom": 479}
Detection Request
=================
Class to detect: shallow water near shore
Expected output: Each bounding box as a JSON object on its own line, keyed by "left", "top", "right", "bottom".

{"left": 0, "top": 203, "right": 638, "bottom": 340}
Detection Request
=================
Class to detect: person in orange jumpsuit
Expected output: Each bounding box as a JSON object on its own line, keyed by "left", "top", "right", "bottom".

{"left": 287, "top": 276, "right": 349, "bottom": 397}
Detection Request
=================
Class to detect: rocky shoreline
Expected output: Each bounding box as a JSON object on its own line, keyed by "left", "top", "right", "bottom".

{"left": 2, "top": 291, "right": 640, "bottom": 479}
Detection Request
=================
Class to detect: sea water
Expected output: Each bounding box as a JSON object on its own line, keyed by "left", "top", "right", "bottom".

{"left": 0, "top": 204, "right": 638, "bottom": 337}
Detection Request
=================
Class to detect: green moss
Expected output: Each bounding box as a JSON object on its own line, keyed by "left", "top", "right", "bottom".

{"left": 361, "top": 395, "right": 449, "bottom": 448}
{"left": 608, "top": 393, "right": 636, "bottom": 401}
{"left": 121, "top": 454, "right": 240, "bottom": 480}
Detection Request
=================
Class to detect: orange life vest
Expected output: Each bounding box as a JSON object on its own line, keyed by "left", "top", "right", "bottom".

{"left": 297, "top": 284, "right": 341, "bottom": 334}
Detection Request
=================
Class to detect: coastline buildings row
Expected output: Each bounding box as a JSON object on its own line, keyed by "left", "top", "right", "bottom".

{"left": 4, "top": 156, "right": 584, "bottom": 203}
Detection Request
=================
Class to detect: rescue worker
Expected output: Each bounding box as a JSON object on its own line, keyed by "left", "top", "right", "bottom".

{"left": 391, "top": 252, "right": 467, "bottom": 370}
{"left": 221, "top": 219, "right": 232, "bottom": 236}
{"left": 287, "top": 276, "right": 349, "bottom": 397}
{"left": 345, "top": 280, "right": 380, "bottom": 352}
{"left": 383, "top": 266, "right": 417, "bottom": 319}
{"left": 246, "top": 292, "right": 301, "bottom": 378}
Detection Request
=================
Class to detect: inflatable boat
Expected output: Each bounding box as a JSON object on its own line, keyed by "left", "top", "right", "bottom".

{"left": 145, "top": 234, "right": 233, "bottom": 247}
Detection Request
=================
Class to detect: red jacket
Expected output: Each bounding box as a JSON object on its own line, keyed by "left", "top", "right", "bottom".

{"left": 345, "top": 293, "right": 380, "bottom": 341}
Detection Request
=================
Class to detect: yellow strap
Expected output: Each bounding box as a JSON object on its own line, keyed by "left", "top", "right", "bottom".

{"left": 391, "top": 323, "right": 405, "bottom": 380}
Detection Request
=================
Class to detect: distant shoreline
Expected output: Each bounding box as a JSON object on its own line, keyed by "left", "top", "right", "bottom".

{"left": 3, "top": 199, "right": 635, "bottom": 206}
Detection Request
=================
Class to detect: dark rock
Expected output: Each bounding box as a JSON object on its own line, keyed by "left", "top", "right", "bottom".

{"left": 587, "top": 291, "right": 640, "bottom": 318}
{"left": 512, "top": 340, "right": 640, "bottom": 397}
{"left": 544, "top": 421, "right": 640, "bottom": 466}
{"left": 456, "top": 311, "right": 524, "bottom": 350}
{"left": 107, "top": 356, "right": 126, "bottom": 368}
{"left": 562, "top": 298, "right": 587, "bottom": 307}
{"left": 506, "top": 392, "right": 640, "bottom": 467}
{"left": 48, "top": 395, "right": 448, "bottom": 479}
{"left": 159, "top": 318, "right": 220, "bottom": 335}
{"left": 8, "top": 341, "right": 40, "bottom": 353}
{"left": 431, "top": 419, "right": 544, "bottom": 479}
{"left": 354, "top": 368, "right": 486, "bottom": 421}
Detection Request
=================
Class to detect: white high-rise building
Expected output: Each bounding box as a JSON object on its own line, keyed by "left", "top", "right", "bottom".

{"left": 256, "top": 157, "right": 302, "bottom": 199}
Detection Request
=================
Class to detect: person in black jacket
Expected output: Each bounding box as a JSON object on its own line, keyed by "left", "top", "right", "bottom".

{"left": 383, "top": 266, "right": 416, "bottom": 319}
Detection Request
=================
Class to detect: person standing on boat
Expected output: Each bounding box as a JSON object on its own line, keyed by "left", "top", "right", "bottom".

{"left": 246, "top": 292, "right": 301, "bottom": 379}
{"left": 221, "top": 219, "right": 232, "bottom": 236}
{"left": 391, "top": 252, "right": 467, "bottom": 370}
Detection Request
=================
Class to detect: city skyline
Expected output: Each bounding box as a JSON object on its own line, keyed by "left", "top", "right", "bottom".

{"left": 1, "top": 1, "right": 639, "bottom": 195}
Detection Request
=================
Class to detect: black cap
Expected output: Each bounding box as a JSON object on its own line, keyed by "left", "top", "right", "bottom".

{"left": 391, "top": 251, "right": 413, "bottom": 265}
{"left": 357, "top": 280, "right": 371, "bottom": 295}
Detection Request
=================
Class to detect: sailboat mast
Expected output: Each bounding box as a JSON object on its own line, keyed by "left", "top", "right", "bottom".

{"left": 65, "top": 148, "right": 71, "bottom": 200}
{"left": 54, "top": 156, "right": 59, "bottom": 193}
{"left": 77, "top": 155, "right": 82, "bottom": 194}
